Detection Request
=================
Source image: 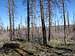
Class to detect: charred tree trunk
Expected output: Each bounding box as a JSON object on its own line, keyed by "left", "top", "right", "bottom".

{"left": 27, "top": 0, "right": 30, "bottom": 41}
{"left": 47, "top": 0, "right": 51, "bottom": 41}
{"left": 55, "top": 21, "right": 56, "bottom": 32}
{"left": 30, "top": 0, "right": 34, "bottom": 40}
{"left": 29, "top": 0, "right": 36, "bottom": 41}
{"left": 7, "top": 26, "right": 8, "bottom": 32}
{"left": 67, "top": 11, "right": 70, "bottom": 31}
{"left": 33, "top": 0, "right": 36, "bottom": 38}
{"left": 62, "top": 0, "right": 66, "bottom": 45}
{"left": 40, "top": 0, "right": 47, "bottom": 45}
{"left": 57, "top": 19, "right": 59, "bottom": 32}
{"left": 8, "top": 0, "right": 15, "bottom": 40}
{"left": 8, "top": 0, "right": 13, "bottom": 40}
{"left": 12, "top": 0, "right": 15, "bottom": 40}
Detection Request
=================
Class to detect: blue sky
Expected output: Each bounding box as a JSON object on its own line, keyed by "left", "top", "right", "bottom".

{"left": 0, "top": 0, "right": 75, "bottom": 28}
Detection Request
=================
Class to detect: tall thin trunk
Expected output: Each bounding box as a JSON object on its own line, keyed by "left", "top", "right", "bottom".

{"left": 12, "top": 0, "right": 15, "bottom": 40}
{"left": 57, "top": 19, "right": 59, "bottom": 32}
{"left": 30, "top": 0, "right": 34, "bottom": 40}
{"left": 55, "top": 21, "right": 56, "bottom": 32}
{"left": 67, "top": 12, "right": 69, "bottom": 29}
{"left": 30, "top": 0, "right": 36, "bottom": 40}
{"left": 27, "top": 0, "right": 30, "bottom": 41}
{"left": 48, "top": 0, "right": 51, "bottom": 41}
{"left": 67, "top": 11, "right": 70, "bottom": 33}
{"left": 40, "top": 0, "right": 47, "bottom": 45}
{"left": 62, "top": 0, "right": 66, "bottom": 45}
{"left": 8, "top": 0, "right": 12, "bottom": 40}
{"left": 33, "top": 0, "right": 36, "bottom": 38}
{"left": 7, "top": 26, "right": 8, "bottom": 32}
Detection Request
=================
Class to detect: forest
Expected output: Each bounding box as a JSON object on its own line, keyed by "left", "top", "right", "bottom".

{"left": 0, "top": 0, "right": 74, "bottom": 56}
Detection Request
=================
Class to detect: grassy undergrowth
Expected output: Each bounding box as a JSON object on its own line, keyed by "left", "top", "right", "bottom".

{"left": 0, "top": 39, "right": 74, "bottom": 56}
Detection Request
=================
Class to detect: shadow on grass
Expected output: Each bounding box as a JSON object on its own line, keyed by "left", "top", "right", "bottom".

{"left": 46, "top": 44, "right": 72, "bottom": 52}
{"left": 39, "top": 44, "right": 73, "bottom": 55}
{"left": 0, "top": 43, "right": 20, "bottom": 55}
{"left": 0, "top": 43, "right": 35, "bottom": 56}
{"left": 0, "top": 42, "right": 74, "bottom": 56}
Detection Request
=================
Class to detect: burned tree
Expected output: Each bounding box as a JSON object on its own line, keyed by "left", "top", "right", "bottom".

{"left": 57, "top": 18, "right": 60, "bottom": 32}
{"left": 8, "top": 0, "right": 15, "bottom": 40}
{"left": 7, "top": 26, "right": 8, "bottom": 32}
{"left": 47, "top": 0, "right": 51, "bottom": 41}
{"left": 8, "top": 0, "right": 12, "bottom": 40}
{"left": 61, "top": 0, "right": 66, "bottom": 45}
{"left": 29, "top": 0, "right": 34, "bottom": 40}
{"left": 27, "top": 0, "right": 30, "bottom": 41}
{"left": 12, "top": 0, "right": 15, "bottom": 40}
{"left": 23, "top": 0, "right": 31, "bottom": 41}
{"left": 29, "top": 0, "right": 36, "bottom": 41}
{"left": 67, "top": 11, "right": 70, "bottom": 30}
{"left": 40, "top": 0, "right": 47, "bottom": 45}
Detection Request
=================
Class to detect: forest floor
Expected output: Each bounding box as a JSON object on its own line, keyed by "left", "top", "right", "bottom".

{"left": 0, "top": 39, "right": 74, "bottom": 56}
{"left": 0, "top": 32, "right": 74, "bottom": 56}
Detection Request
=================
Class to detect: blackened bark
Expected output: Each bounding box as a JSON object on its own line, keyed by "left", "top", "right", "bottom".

{"left": 48, "top": 0, "right": 51, "bottom": 41}
{"left": 12, "top": 0, "right": 15, "bottom": 40}
{"left": 8, "top": 0, "right": 13, "bottom": 40}
{"left": 67, "top": 11, "right": 69, "bottom": 30}
{"left": 62, "top": 0, "right": 66, "bottom": 45}
{"left": 27, "top": 0, "right": 30, "bottom": 41}
{"left": 40, "top": 0, "right": 47, "bottom": 45}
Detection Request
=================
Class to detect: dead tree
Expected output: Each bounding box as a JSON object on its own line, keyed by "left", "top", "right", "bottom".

{"left": 47, "top": 0, "right": 51, "bottom": 41}
{"left": 23, "top": 0, "right": 30, "bottom": 41}
{"left": 61, "top": 0, "right": 66, "bottom": 45}
{"left": 29, "top": 0, "right": 34, "bottom": 40}
{"left": 33, "top": 0, "right": 37, "bottom": 39}
{"left": 20, "top": 16, "right": 22, "bottom": 27}
{"left": 29, "top": 0, "right": 36, "bottom": 41}
{"left": 72, "top": 13, "right": 75, "bottom": 32}
{"left": 67, "top": 11, "right": 69, "bottom": 30}
{"left": 8, "top": 0, "right": 13, "bottom": 40}
{"left": 27, "top": 0, "right": 30, "bottom": 41}
{"left": 7, "top": 26, "right": 8, "bottom": 32}
{"left": 12, "top": 0, "right": 15, "bottom": 40}
{"left": 18, "top": 24, "right": 21, "bottom": 39}
{"left": 55, "top": 20, "right": 56, "bottom": 32}
{"left": 0, "top": 17, "right": 4, "bottom": 32}
{"left": 66, "top": 11, "right": 70, "bottom": 34}
{"left": 40, "top": 0, "right": 47, "bottom": 45}
{"left": 57, "top": 19, "right": 60, "bottom": 32}
{"left": 8, "top": 0, "right": 15, "bottom": 40}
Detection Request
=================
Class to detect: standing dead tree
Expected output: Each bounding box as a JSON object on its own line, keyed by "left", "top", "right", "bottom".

{"left": 8, "top": 0, "right": 15, "bottom": 40}
{"left": 27, "top": 0, "right": 30, "bottom": 41}
{"left": 29, "top": 0, "right": 34, "bottom": 40}
{"left": 29, "top": 0, "right": 36, "bottom": 41}
{"left": 8, "top": 0, "right": 12, "bottom": 40}
{"left": 40, "top": 0, "right": 47, "bottom": 45}
{"left": 12, "top": 0, "right": 15, "bottom": 40}
{"left": 61, "top": 0, "right": 66, "bottom": 45}
{"left": 57, "top": 18, "right": 60, "bottom": 32}
{"left": 47, "top": 0, "right": 51, "bottom": 41}
{"left": 33, "top": 0, "right": 37, "bottom": 38}
{"left": 0, "top": 17, "right": 4, "bottom": 34}
{"left": 7, "top": 26, "right": 8, "bottom": 32}
{"left": 23, "top": 0, "right": 31, "bottom": 41}
{"left": 55, "top": 20, "right": 56, "bottom": 32}
{"left": 67, "top": 11, "right": 69, "bottom": 30}
{"left": 59, "top": 0, "right": 70, "bottom": 45}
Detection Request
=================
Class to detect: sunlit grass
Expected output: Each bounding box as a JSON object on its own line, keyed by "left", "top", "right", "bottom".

{"left": 48, "top": 39, "right": 75, "bottom": 48}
